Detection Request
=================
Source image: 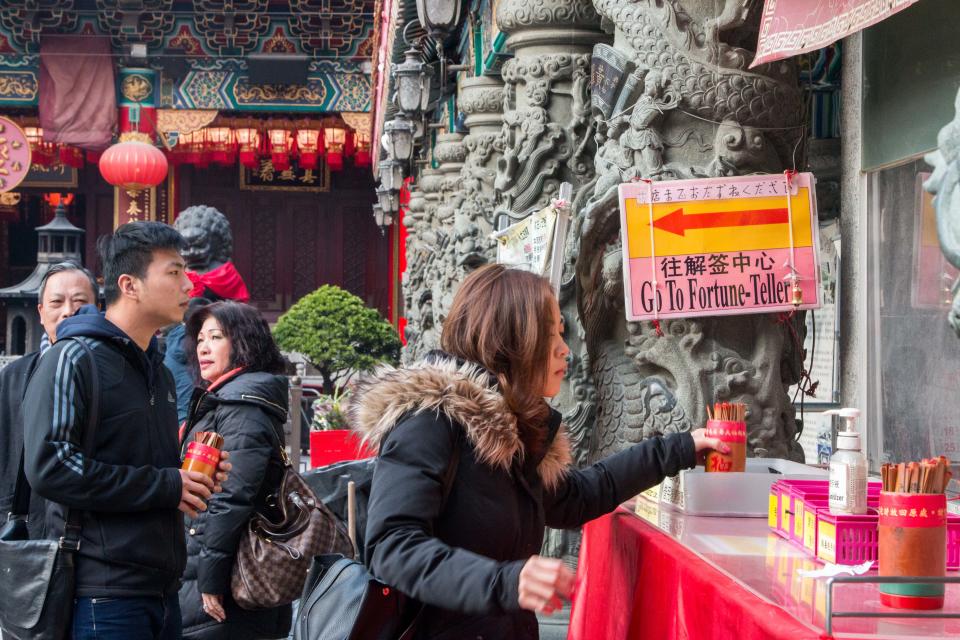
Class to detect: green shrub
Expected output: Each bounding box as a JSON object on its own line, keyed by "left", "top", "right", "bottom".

{"left": 274, "top": 285, "right": 400, "bottom": 392}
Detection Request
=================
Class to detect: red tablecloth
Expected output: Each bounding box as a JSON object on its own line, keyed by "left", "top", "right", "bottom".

{"left": 568, "top": 507, "right": 823, "bottom": 640}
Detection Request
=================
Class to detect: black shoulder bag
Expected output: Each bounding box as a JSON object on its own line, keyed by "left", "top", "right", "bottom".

{"left": 293, "top": 427, "right": 463, "bottom": 640}
{"left": 0, "top": 339, "right": 100, "bottom": 640}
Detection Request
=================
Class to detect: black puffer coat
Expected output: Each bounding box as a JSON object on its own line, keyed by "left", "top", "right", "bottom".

{"left": 353, "top": 355, "right": 697, "bottom": 640}
{"left": 178, "top": 370, "right": 292, "bottom": 640}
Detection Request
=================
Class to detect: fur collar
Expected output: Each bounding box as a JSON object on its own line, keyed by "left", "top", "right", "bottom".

{"left": 348, "top": 357, "right": 572, "bottom": 490}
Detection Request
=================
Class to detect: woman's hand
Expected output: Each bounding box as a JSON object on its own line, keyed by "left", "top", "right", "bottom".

{"left": 201, "top": 593, "right": 226, "bottom": 623}
{"left": 518, "top": 556, "right": 576, "bottom": 615}
{"left": 213, "top": 450, "right": 232, "bottom": 493}
{"left": 690, "top": 428, "right": 730, "bottom": 465}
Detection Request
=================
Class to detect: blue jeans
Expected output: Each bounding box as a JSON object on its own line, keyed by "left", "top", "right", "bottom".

{"left": 72, "top": 593, "right": 182, "bottom": 640}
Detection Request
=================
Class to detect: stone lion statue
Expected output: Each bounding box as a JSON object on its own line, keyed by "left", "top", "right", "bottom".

{"left": 925, "top": 87, "right": 960, "bottom": 336}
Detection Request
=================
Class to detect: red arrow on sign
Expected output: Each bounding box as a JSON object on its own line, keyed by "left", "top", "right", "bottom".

{"left": 652, "top": 207, "right": 789, "bottom": 237}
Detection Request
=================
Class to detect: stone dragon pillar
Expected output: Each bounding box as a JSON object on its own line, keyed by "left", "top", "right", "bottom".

{"left": 576, "top": 0, "right": 808, "bottom": 461}
{"left": 402, "top": 167, "right": 445, "bottom": 362}
{"left": 456, "top": 75, "right": 507, "bottom": 270}
{"left": 430, "top": 132, "right": 468, "bottom": 327}
{"left": 494, "top": 0, "right": 610, "bottom": 467}
{"left": 401, "top": 183, "right": 428, "bottom": 363}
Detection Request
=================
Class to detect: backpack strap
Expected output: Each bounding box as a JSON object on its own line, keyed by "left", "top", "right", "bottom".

{"left": 9, "top": 338, "right": 101, "bottom": 550}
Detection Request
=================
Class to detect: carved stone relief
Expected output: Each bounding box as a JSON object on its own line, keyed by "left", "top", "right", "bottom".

{"left": 457, "top": 75, "right": 506, "bottom": 271}
{"left": 492, "top": 0, "right": 611, "bottom": 563}
{"left": 402, "top": 168, "right": 445, "bottom": 363}
{"left": 429, "top": 132, "right": 468, "bottom": 333}
{"left": 577, "top": 0, "right": 807, "bottom": 462}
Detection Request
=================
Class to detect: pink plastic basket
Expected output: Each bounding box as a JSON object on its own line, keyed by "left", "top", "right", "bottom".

{"left": 770, "top": 479, "right": 826, "bottom": 539}
{"left": 815, "top": 507, "right": 880, "bottom": 565}
{"left": 814, "top": 508, "right": 959, "bottom": 569}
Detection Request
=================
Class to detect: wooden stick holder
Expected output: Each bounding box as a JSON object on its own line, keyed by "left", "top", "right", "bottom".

{"left": 878, "top": 491, "right": 947, "bottom": 610}
{"left": 704, "top": 419, "right": 746, "bottom": 473}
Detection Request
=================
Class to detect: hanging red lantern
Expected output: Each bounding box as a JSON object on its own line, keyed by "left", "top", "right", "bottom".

{"left": 345, "top": 130, "right": 356, "bottom": 157}
{"left": 267, "top": 126, "right": 293, "bottom": 171}
{"left": 25, "top": 126, "right": 54, "bottom": 167}
{"left": 353, "top": 132, "right": 371, "bottom": 168}
{"left": 235, "top": 124, "right": 261, "bottom": 169}
{"left": 58, "top": 145, "right": 85, "bottom": 169}
{"left": 98, "top": 140, "right": 169, "bottom": 193}
{"left": 171, "top": 130, "right": 204, "bottom": 166}
{"left": 294, "top": 125, "right": 323, "bottom": 170}
{"left": 204, "top": 127, "right": 236, "bottom": 165}
{"left": 325, "top": 126, "right": 346, "bottom": 172}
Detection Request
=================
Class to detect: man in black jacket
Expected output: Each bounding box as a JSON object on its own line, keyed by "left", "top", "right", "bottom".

{"left": 0, "top": 261, "right": 97, "bottom": 539}
{"left": 23, "top": 222, "right": 223, "bottom": 640}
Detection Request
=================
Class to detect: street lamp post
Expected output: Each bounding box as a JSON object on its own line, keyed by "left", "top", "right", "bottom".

{"left": 382, "top": 113, "right": 416, "bottom": 162}
{"left": 416, "top": 0, "right": 461, "bottom": 40}
{"left": 392, "top": 47, "right": 433, "bottom": 116}
{"left": 378, "top": 159, "right": 405, "bottom": 192}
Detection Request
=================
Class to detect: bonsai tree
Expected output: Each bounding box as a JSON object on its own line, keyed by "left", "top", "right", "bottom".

{"left": 274, "top": 285, "right": 401, "bottom": 394}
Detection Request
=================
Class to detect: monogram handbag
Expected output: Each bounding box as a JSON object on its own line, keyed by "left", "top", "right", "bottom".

{"left": 0, "top": 339, "right": 99, "bottom": 640}
{"left": 231, "top": 431, "right": 353, "bottom": 610}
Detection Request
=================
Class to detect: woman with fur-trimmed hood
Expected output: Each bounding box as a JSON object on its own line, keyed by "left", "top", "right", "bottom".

{"left": 352, "top": 265, "right": 727, "bottom": 640}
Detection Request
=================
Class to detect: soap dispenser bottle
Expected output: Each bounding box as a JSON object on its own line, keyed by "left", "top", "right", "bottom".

{"left": 824, "top": 408, "right": 868, "bottom": 515}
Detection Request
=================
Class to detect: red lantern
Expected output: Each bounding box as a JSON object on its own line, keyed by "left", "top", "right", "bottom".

{"left": 235, "top": 125, "right": 261, "bottom": 169}
{"left": 325, "top": 126, "right": 345, "bottom": 172}
{"left": 58, "top": 145, "right": 85, "bottom": 169}
{"left": 204, "top": 127, "right": 236, "bottom": 165}
{"left": 171, "top": 130, "right": 205, "bottom": 166}
{"left": 353, "top": 132, "right": 371, "bottom": 168}
{"left": 295, "top": 126, "right": 323, "bottom": 170}
{"left": 25, "top": 126, "right": 54, "bottom": 167}
{"left": 267, "top": 127, "right": 293, "bottom": 171}
{"left": 98, "top": 140, "right": 169, "bottom": 192}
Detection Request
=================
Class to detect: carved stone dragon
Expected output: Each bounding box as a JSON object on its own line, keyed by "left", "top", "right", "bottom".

{"left": 577, "top": 0, "right": 807, "bottom": 462}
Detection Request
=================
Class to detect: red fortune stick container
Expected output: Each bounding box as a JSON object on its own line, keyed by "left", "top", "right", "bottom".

{"left": 704, "top": 419, "right": 746, "bottom": 472}
{"left": 878, "top": 491, "right": 947, "bottom": 610}
{"left": 182, "top": 431, "right": 223, "bottom": 481}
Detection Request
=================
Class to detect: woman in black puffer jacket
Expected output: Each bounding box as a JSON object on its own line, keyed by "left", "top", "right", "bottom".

{"left": 178, "top": 301, "right": 292, "bottom": 640}
{"left": 355, "top": 265, "right": 728, "bottom": 640}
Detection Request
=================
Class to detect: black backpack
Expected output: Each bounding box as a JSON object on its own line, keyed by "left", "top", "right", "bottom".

{"left": 293, "top": 429, "right": 461, "bottom": 640}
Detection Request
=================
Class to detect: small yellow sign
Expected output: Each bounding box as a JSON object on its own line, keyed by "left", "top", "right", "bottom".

{"left": 803, "top": 510, "right": 818, "bottom": 552}
{"left": 817, "top": 520, "right": 837, "bottom": 564}
{"left": 780, "top": 496, "right": 792, "bottom": 535}
{"left": 768, "top": 493, "right": 779, "bottom": 529}
{"left": 623, "top": 190, "right": 815, "bottom": 259}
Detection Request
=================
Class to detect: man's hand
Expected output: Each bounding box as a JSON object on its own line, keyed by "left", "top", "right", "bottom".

{"left": 178, "top": 470, "right": 213, "bottom": 518}
{"left": 518, "top": 556, "right": 575, "bottom": 615}
{"left": 212, "top": 450, "right": 231, "bottom": 493}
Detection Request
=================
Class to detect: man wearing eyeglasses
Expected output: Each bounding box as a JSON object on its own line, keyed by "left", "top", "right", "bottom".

{"left": 0, "top": 261, "right": 98, "bottom": 539}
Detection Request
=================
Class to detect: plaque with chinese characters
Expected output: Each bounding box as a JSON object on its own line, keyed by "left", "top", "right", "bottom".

{"left": 618, "top": 173, "right": 822, "bottom": 320}
{"left": 239, "top": 159, "right": 330, "bottom": 192}
{"left": 0, "top": 117, "right": 32, "bottom": 192}
{"left": 591, "top": 44, "right": 629, "bottom": 119}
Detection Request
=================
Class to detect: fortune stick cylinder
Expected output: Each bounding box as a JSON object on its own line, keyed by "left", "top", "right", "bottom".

{"left": 704, "top": 419, "right": 746, "bottom": 472}
{"left": 878, "top": 491, "right": 947, "bottom": 610}
{"left": 182, "top": 431, "right": 224, "bottom": 481}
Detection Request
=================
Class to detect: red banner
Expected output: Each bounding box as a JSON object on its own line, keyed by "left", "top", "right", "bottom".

{"left": 752, "top": 0, "right": 919, "bottom": 68}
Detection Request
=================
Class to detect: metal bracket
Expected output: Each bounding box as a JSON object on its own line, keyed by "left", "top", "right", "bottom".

{"left": 824, "top": 575, "right": 960, "bottom": 636}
